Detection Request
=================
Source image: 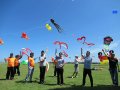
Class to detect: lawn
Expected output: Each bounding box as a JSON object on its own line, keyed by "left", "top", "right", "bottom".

{"left": 0, "top": 63, "right": 120, "bottom": 90}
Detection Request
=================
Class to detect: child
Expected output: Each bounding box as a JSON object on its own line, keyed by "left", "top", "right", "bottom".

{"left": 71, "top": 55, "right": 80, "bottom": 78}
{"left": 25, "top": 52, "right": 35, "bottom": 82}
{"left": 5, "top": 53, "right": 16, "bottom": 80}
{"left": 39, "top": 49, "right": 48, "bottom": 84}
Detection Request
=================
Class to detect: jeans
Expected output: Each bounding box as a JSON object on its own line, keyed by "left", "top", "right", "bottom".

{"left": 25, "top": 66, "right": 34, "bottom": 81}
{"left": 109, "top": 68, "right": 118, "bottom": 85}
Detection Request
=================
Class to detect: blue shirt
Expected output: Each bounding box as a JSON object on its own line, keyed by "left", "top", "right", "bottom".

{"left": 56, "top": 57, "right": 64, "bottom": 68}
{"left": 84, "top": 56, "right": 92, "bottom": 69}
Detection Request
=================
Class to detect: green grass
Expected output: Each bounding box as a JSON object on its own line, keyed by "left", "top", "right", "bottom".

{"left": 0, "top": 63, "right": 120, "bottom": 90}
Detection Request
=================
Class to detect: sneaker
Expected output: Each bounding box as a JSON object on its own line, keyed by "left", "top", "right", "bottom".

{"left": 71, "top": 76, "right": 74, "bottom": 78}
{"left": 10, "top": 78, "right": 14, "bottom": 80}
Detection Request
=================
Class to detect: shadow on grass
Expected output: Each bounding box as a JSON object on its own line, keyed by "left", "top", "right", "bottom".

{"left": 0, "top": 78, "right": 6, "bottom": 80}
{"left": 67, "top": 76, "right": 72, "bottom": 78}
{"left": 15, "top": 80, "right": 38, "bottom": 84}
{"left": 49, "top": 85, "right": 120, "bottom": 90}
{"left": 45, "top": 83, "right": 71, "bottom": 86}
{"left": 48, "top": 76, "right": 57, "bottom": 78}
{"left": 45, "top": 83, "right": 57, "bottom": 86}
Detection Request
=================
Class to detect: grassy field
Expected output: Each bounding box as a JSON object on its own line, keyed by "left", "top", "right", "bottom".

{"left": 0, "top": 63, "right": 120, "bottom": 90}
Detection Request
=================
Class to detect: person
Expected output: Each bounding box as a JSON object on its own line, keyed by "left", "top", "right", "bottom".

{"left": 5, "top": 53, "right": 16, "bottom": 80}
{"left": 25, "top": 52, "right": 35, "bottom": 82}
{"left": 39, "top": 49, "right": 49, "bottom": 84}
{"left": 56, "top": 52, "right": 65, "bottom": 85}
{"left": 102, "top": 49, "right": 119, "bottom": 86}
{"left": 71, "top": 55, "right": 80, "bottom": 78}
{"left": 14, "top": 52, "right": 22, "bottom": 76}
{"left": 81, "top": 48, "right": 93, "bottom": 87}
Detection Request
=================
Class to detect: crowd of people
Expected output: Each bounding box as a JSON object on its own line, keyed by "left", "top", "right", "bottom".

{"left": 3, "top": 48, "right": 119, "bottom": 87}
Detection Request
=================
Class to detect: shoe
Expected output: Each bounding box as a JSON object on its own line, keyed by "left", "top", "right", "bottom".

{"left": 57, "top": 83, "right": 60, "bottom": 85}
{"left": 91, "top": 85, "right": 93, "bottom": 87}
{"left": 82, "top": 84, "right": 85, "bottom": 87}
{"left": 71, "top": 76, "right": 74, "bottom": 78}
{"left": 29, "top": 81, "right": 33, "bottom": 83}
{"left": 10, "top": 78, "right": 14, "bottom": 80}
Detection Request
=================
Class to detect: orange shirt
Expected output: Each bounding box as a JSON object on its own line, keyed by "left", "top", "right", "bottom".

{"left": 14, "top": 58, "right": 20, "bottom": 66}
{"left": 28, "top": 57, "right": 35, "bottom": 67}
{"left": 6, "top": 58, "right": 16, "bottom": 67}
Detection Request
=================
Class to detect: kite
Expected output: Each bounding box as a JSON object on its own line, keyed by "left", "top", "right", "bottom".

{"left": 0, "top": 38, "right": 4, "bottom": 45}
{"left": 77, "top": 36, "right": 86, "bottom": 44}
{"left": 21, "top": 32, "right": 29, "bottom": 40}
{"left": 21, "top": 60, "right": 28, "bottom": 65}
{"left": 45, "top": 24, "right": 52, "bottom": 31}
{"left": 62, "top": 50, "right": 68, "bottom": 57}
{"left": 103, "top": 36, "right": 113, "bottom": 52}
{"left": 84, "top": 42, "right": 95, "bottom": 46}
{"left": 51, "top": 57, "right": 57, "bottom": 64}
{"left": 104, "top": 36, "right": 113, "bottom": 45}
{"left": 112, "top": 10, "right": 118, "bottom": 14}
{"left": 21, "top": 48, "right": 32, "bottom": 56}
{"left": 50, "top": 19, "right": 63, "bottom": 33}
{"left": 98, "top": 52, "right": 109, "bottom": 64}
{"left": 54, "top": 41, "right": 68, "bottom": 49}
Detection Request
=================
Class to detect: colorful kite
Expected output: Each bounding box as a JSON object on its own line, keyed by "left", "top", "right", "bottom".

{"left": 104, "top": 36, "right": 113, "bottom": 45}
{"left": 103, "top": 36, "right": 113, "bottom": 52}
{"left": 21, "top": 48, "right": 32, "bottom": 56}
{"left": 77, "top": 36, "right": 86, "bottom": 44}
{"left": 98, "top": 52, "right": 109, "bottom": 64}
{"left": 45, "top": 24, "right": 52, "bottom": 31}
{"left": 21, "top": 32, "right": 29, "bottom": 40}
{"left": 54, "top": 41, "right": 68, "bottom": 49}
{"left": 0, "top": 38, "right": 4, "bottom": 45}
{"left": 84, "top": 42, "right": 95, "bottom": 46}
{"left": 50, "top": 19, "right": 63, "bottom": 33}
{"left": 62, "top": 50, "right": 68, "bottom": 57}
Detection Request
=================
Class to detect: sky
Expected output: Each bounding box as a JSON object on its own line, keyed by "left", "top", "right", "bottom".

{"left": 0, "top": 0, "right": 120, "bottom": 62}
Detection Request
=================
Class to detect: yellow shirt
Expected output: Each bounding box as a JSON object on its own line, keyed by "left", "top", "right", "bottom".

{"left": 14, "top": 58, "right": 20, "bottom": 66}
{"left": 28, "top": 57, "right": 35, "bottom": 67}
{"left": 7, "top": 58, "right": 16, "bottom": 67}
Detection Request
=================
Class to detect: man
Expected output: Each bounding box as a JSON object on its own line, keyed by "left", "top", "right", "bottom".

{"left": 81, "top": 48, "right": 93, "bottom": 87}
{"left": 25, "top": 53, "right": 35, "bottom": 82}
{"left": 103, "top": 49, "right": 119, "bottom": 86}
{"left": 5, "top": 53, "right": 16, "bottom": 80}
{"left": 56, "top": 52, "right": 65, "bottom": 85}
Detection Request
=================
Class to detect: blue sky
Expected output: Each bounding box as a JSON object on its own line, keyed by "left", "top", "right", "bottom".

{"left": 0, "top": 0, "right": 120, "bottom": 62}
